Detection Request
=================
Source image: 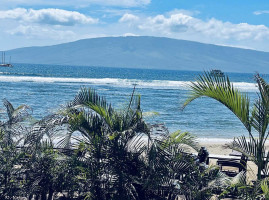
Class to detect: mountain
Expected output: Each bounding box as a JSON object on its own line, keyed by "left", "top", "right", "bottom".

{"left": 7, "top": 36, "right": 269, "bottom": 73}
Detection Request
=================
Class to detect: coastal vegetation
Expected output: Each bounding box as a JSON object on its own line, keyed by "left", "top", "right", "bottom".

{"left": 183, "top": 72, "right": 269, "bottom": 180}
{"left": 0, "top": 87, "right": 217, "bottom": 199}
{"left": 1, "top": 72, "right": 269, "bottom": 199}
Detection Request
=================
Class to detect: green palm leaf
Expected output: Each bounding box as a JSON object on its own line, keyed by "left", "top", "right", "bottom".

{"left": 252, "top": 74, "right": 269, "bottom": 141}
{"left": 162, "top": 130, "right": 199, "bottom": 151}
{"left": 184, "top": 72, "right": 269, "bottom": 180}
{"left": 183, "top": 72, "right": 251, "bottom": 132}
{"left": 2, "top": 98, "right": 32, "bottom": 126}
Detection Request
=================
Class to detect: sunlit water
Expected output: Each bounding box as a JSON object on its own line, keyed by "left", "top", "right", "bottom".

{"left": 0, "top": 63, "right": 267, "bottom": 138}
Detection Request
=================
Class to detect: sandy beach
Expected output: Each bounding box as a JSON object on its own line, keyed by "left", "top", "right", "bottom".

{"left": 199, "top": 138, "right": 234, "bottom": 155}
{"left": 198, "top": 138, "right": 269, "bottom": 181}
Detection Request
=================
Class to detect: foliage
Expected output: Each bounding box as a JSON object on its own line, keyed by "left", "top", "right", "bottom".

{"left": 0, "top": 130, "right": 25, "bottom": 199}
{"left": 217, "top": 172, "right": 269, "bottom": 199}
{"left": 183, "top": 72, "right": 269, "bottom": 180}
{"left": 179, "top": 165, "right": 227, "bottom": 200}
{"left": 60, "top": 87, "right": 201, "bottom": 199}
{"left": 0, "top": 88, "right": 221, "bottom": 199}
{"left": 2, "top": 78, "right": 269, "bottom": 199}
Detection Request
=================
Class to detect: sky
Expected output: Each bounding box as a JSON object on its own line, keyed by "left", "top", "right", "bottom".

{"left": 1, "top": 0, "right": 269, "bottom": 52}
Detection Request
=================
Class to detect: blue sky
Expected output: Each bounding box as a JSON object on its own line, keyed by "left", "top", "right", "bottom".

{"left": 1, "top": 0, "right": 269, "bottom": 51}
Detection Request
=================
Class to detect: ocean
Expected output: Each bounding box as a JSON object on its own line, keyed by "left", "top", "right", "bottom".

{"left": 0, "top": 63, "right": 265, "bottom": 139}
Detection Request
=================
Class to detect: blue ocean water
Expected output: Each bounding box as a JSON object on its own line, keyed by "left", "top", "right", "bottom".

{"left": 0, "top": 63, "right": 266, "bottom": 138}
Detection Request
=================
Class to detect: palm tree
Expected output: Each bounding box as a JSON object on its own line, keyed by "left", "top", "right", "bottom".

{"left": 23, "top": 142, "right": 56, "bottom": 200}
{"left": 0, "top": 99, "right": 32, "bottom": 199}
{"left": 56, "top": 87, "right": 150, "bottom": 198}
{"left": 0, "top": 87, "right": 221, "bottom": 199}
{"left": 60, "top": 87, "right": 200, "bottom": 199}
{"left": 183, "top": 72, "right": 269, "bottom": 180}
{"left": 0, "top": 130, "right": 25, "bottom": 199}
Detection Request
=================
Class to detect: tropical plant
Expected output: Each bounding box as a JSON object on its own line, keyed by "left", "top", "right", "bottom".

{"left": 58, "top": 87, "right": 201, "bottom": 199}
{"left": 0, "top": 99, "right": 32, "bottom": 199}
{"left": 1, "top": 98, "right": 32, "bottom": 127}
{"left": 0, "top": 130, "right": 25, "bottom": 199}
{"left": 21, "top": 142, "right": 52, "bottom": 200}
{"left": 217, "top": 171, "right": 269, "bottom": 199}
{"left": 183, "top": 72, "right": 269, "bottom": 180}
{"left": 218, "top": 171, "right": 249, "bottom": 199}
{"left": 178, "top": 164, "right": 226, "bottom": 200}
{"left": 261, "top": 178, "right": 269, "bottom": 199}
{"left": 0, "top": 88, "right": 219, "bottom": 199}
{"left": 0, "top": 98, "right": 32, "bottom": 145}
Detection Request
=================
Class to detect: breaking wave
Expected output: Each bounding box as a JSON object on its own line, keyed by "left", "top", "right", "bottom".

{"left": 0, "top": 75, "right": 258, "bottom": 91}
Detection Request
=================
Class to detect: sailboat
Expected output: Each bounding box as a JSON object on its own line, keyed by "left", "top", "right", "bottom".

{"left": 0, "top": 52, "right": 13, "bottom": 67}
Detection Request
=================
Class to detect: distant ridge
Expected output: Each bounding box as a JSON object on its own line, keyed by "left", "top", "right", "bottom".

{"left": 7, "top": 36, "right": 269, "bottom": 73}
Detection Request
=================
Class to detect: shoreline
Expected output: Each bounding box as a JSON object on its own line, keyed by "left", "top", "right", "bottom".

{"left": 197, "top": 138, "right": 234, "bottom": 144}
{"left": 198, "top": 138, "right": 269, "bottom": 155}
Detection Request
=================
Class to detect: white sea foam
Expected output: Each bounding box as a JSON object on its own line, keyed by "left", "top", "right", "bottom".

{"left": 0, "top": 75, "right": 258, "bottom": 91}
{"left": 198, "top": 138, "right": 234, "bottom": 144}
{"left": 233, "top": 82, "right": 257, "bottom": 92}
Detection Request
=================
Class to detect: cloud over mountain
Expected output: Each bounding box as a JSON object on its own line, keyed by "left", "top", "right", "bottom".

{"left": 119, "top": 11, "right": 269, "bottom": 41}
{"left": 0, "top": 2, "right": 269, "bottom": 52}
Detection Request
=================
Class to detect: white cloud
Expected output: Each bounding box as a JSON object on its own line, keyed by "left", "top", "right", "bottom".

{"left": 135, "top": 12, "right": 269, "bottom": 41}
{"left": 167, "top": 9, "right": 200, "bottom": 17}
{"left": 253, "top": 10, "right": 269, "bottom": 15}
{"left": 0, "top": 8, "right": 98, "bottom": 26}
{"left": 1, "top": 8, "right": 269, "bottom": 52}
{"left": 8, "top": 25, "right": 76, "bottom": 40}
{"left": 123, "top": 32, "right": 139, "bottom": 36}
{"left": 119, "top": 13, "right": 139, "bottom": 23}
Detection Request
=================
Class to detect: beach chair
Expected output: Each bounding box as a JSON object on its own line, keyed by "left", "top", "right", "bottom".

{"left": 229, "top": 150, "right": 242, "bottom": 157}
{"left": 217, "top": 154, "right": 248, "bottom": 177}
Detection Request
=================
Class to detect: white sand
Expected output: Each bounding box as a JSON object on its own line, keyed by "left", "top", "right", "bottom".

{"left": 197, "top": 138, "right": 269, "bottom": 181}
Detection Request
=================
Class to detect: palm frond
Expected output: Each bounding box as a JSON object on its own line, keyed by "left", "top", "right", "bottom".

{"left": 67, "top": 87, "right": 111, "bottom": 110}
{"left": 261, "top": 177, "right": 269, "bottom": 199}
{"left": 251, "top": 100, "right": 268, "bottom": 140}
{"left": 183, "top": 72, "right": 251, "bottom": 132}
{"left": 23, "top": 114, "right": 67, "bottom": 150}
{"left": 230, "top": 171, "right": 247, "bottom": 186}
{"left": 252, "top": 74, "right": 269, "bottom": 141}
{"left": 2, "top": 99, "right": 32, "bottom": 126}
{"left": 226, "top": 136, "right": 256, "bottom": 159}
{"left": 3, "top": 98, "right": 14, "bottom": 120}
{"left": 58, "top": 110, "right": 105, "bottom": 148}
{"left": 163, "top": 130, "right": 199, "bottom": 151}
